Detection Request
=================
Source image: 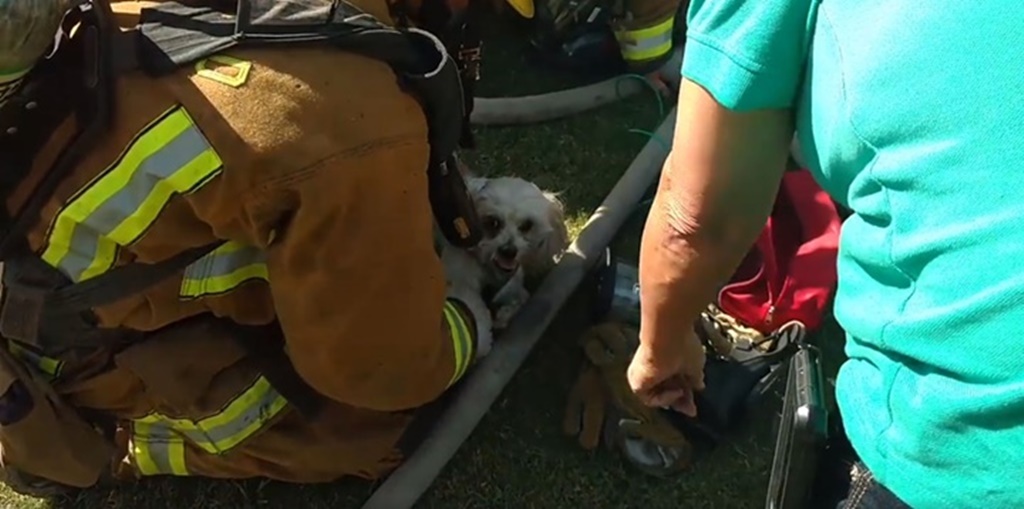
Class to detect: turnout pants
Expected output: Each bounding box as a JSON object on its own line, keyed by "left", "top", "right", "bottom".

{"left": 49, "top": 317, "right": 417, "bottom": 483}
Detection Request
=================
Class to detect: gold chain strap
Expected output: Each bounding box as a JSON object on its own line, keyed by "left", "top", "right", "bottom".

{"left": 699, "top": 303, "right": 771, "bottom": 356}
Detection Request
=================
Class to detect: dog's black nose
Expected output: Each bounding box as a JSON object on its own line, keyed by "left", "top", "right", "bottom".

{"left": 498, "top": 245, "right": 518, "bottom": 260}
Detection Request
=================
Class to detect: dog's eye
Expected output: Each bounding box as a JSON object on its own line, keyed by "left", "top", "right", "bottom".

{"left": 519, "top": 220, "right": 534, "bottom": 234}
{"left": 483, "top": 215, "right": 502, "bottom": 233}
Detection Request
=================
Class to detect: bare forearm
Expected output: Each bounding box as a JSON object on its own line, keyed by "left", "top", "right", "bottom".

{"left": 637, "top": 80, "right": 793, "bottom": 356}
{"left": 637, "top": 177, "right": 772, "bottom": 356}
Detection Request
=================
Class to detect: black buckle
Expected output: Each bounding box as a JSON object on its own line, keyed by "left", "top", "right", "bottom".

{"left": 428, "top": 155, "right": 483, "bottom": 248}
{"left": 457, "top": 46, "right": 482, "bottom": 81}
{"left": 0, "top": 280, "right": 48, "bottom": 348}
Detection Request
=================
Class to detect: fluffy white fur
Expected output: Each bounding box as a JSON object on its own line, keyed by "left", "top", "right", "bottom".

{"left": 442, "top": 176, "right": 570, "bottom": 357}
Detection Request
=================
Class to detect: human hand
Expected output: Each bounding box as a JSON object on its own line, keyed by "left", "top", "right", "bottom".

{"left": 644, "top": 69, "right": 675, "bottom": 98}
{"left": 626, "top": 331, "right": 706, "bottom": 417}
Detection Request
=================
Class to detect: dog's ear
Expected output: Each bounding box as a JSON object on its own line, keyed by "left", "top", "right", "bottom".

{"left": 454, "top": 154, "right": 475, "bottom": 178}
{"left": 523, "top": 190, "right": 570, "bottom": 276}
{"left": 465, "top": 175, "right": 488, "bottom": 197}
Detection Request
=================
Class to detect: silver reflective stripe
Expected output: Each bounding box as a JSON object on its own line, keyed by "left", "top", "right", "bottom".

{"left": 177, "top": 382, "right": 285, "bottom": 453}
{"left": 40, "top": 106, "right": 224, "bottom": 283}
{"left": 615, "top": 16, "right": 675, "bottom": 62}
{"left": 59, "top": 127, "right": 215, "bottom": 281}
{"left": 134, "top": 376, "right": 289, "bottom": 455}
{"left": 180, "top": 241, "right": 269, "bottom": 298}
{"left": 144, "top": 425, "right": 179, "bottom": 475}
{"left": 202, "top": 245, "right": 265, "bottom": 278}
{"left": 85, "top": 128, "right": 211, "bottom": 233}
{"left": 133, "top": 421, "right": 188, "bottom": 476}
{"left": 624, "top": 31, "right": 672, "bottom": 53}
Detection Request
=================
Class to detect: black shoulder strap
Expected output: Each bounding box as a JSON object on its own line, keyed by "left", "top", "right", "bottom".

{"left": 133, "top": 0, "right": 467, "bottom": 164}
{"left": 0, "top": 241, "right": 224, "bottom": 352}
{"left": 50, "top": 242, "right": 225, "bottom": 312}
{"left": 448, "top": 0, "right": 485, "bottom": 150}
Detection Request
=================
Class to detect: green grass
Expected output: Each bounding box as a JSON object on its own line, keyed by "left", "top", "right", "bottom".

{"left": 0, "top": 14, "right": 842, "bottom": 509}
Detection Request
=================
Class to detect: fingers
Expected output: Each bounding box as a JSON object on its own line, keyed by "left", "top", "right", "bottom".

{"left": 670, "top": 393, "right": 697, "bottom": 418}
{"left": 628, "top": 363, "right": 703, "bottom": 418}
{"left": 653, "top": 80, "right": 672, "bottom": 98}
{"left": 626, "top": 340, "right": 705, "bottom": 417}
{"left": 644, "top": 72, "right": 673, "bottom": 98}
{"left": 636, "top": 385, "right": 697, "bottom": 417}
{"left": 688, "top": 371, "right": 706, "bottom": 392}
{"left": 646, "top": 387, "right": 687, "bottom": 408}
{"left": 642, "top": 381, "right": 699, "bottom": 417}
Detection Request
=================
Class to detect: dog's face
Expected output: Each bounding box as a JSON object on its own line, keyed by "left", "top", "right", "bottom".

{"left": 467, "top": 177, "right": 569, "bottom": 279}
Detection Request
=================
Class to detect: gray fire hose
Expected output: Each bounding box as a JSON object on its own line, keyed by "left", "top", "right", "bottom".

{"left": 360, "top": 106, "right": 678, "bottom": 509}
{"left": 470, "top": 49, "right": 683, "bottom": 126}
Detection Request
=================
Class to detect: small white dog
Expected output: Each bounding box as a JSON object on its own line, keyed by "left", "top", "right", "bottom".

{"left": 442, "top": 175, "right": 570, "bottom": 356}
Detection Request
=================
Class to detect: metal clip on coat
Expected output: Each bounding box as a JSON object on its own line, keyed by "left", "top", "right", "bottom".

{"left": 428, "top": 155, "right": 483, "bottom": 248}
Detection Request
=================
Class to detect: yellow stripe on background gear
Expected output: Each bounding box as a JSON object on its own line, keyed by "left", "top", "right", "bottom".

{"left": 133, "top": 376, "right": 289, "bottom": 456}
{"left": 443, "top": 301, "right": 475, "bottom": 387}
{"left": 615, "top": 15, "right": 675, "bottom": 62}
{"left": 40, "top": 105, "right": 224, "bottom": 283}
{"left": 179, "top": 240, "right": 269, "bottom": 299}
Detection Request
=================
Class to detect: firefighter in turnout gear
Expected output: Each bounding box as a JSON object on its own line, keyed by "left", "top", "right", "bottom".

{"left": 0, "top": 0, "right": 491, "bottom": 496}
{"left": 506, "top": 0, "right": 685, "bottom": 93}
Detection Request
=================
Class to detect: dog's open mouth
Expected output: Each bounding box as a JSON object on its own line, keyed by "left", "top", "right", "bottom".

{"left": 493, "top": 257, "right": 519, "bottom": 273}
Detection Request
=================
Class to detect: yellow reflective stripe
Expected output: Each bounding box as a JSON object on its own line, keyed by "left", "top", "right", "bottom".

{"left": 40, "top": 105, "right": 224, "bottom": 283}
{"left": 0, "top": 68, "right": 29, "bottom": 83}
{"left": 134, "top": 376, "right": 289, "bottom": 455}
{"left": 132, "top": 422, "right": 189, "bottom": 476}
{"left": 179, "top": 240, "right": 269, "bottom": 299}
{"left": 8, "top": 343, "right": 63, "bottom": 380}
{"left": 615, "top": 15, "right": 675, "bottom": 62}
{"left": 443, "top": 301, "right": 474, "bottom": 387}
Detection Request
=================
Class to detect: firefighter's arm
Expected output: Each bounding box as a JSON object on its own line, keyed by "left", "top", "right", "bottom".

{"left": 613, "top": 0, "right": 681, "bottom": 74}
{"left": 265, "top": 140, "right": 487, "bottom": 412}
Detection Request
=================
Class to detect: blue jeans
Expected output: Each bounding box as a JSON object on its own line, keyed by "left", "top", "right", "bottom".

{"left": 837, "top": 463, "right": 911, "bottom": 509}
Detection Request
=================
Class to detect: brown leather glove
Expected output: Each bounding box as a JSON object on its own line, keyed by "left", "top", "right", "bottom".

{"left": 562, "top": 362, "right": 607, "bottom": 451}
{"left": 562, "top": 322, "right": 693, "bottom": 477}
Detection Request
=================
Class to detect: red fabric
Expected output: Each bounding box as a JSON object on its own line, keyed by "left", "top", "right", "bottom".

{"left": 716, "top": 169, "right": 841, "bottom": 334}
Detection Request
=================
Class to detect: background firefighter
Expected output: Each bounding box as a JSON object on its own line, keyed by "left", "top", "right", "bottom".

{"left": 0, "top": 0, "right": 493, "bottom": 496}
{"left": 503, "top": 0, "right": 685, "bottom": 94}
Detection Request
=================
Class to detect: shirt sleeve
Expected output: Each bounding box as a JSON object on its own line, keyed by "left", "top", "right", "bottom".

{"left": 681, "top": 0, "right": 818, "bottom": 111}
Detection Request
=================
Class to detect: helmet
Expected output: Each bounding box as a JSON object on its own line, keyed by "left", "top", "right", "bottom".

{"left": 505, "top": 0, "right": 534, "bottom": 18}
{"left": 0, "top": 0, "right": 75, "bottom": 80}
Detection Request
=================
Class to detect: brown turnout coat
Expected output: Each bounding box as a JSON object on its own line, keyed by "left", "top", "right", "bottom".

{"left": 2, "top": 0, "right": 477, "bottom": 484}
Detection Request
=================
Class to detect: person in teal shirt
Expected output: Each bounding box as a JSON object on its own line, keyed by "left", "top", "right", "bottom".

{"left": 625, "top": 1, "right": 1024, "bottom": 508}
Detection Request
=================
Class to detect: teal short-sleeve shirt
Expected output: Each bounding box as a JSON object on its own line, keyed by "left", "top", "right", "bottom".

{"left": 682, "top": 2, "right": 1024, "bottom": 507}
